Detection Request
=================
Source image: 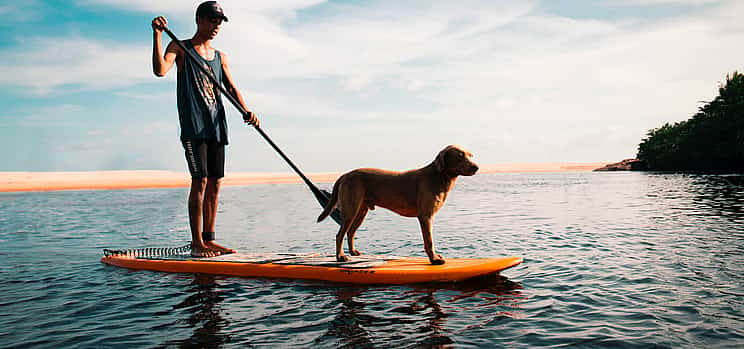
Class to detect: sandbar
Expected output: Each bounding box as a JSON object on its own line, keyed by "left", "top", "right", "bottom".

{"left": 0, "top": 162, "right": 609, "bottom": 193}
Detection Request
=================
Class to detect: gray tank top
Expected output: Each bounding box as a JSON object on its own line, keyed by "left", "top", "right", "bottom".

{"left": 176, "top": 40, "right": 228, "bottom": 144}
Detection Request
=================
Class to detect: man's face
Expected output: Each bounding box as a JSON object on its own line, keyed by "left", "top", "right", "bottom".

{"left": 197, "top": 16, "right": 223, "bottom": 39}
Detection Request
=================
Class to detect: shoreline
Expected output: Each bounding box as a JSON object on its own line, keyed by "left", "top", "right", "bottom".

{"left": 0, "top": 162, "right": 608, "bottom": 193}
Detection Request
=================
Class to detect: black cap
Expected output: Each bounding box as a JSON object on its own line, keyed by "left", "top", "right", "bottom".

{"left": 196, "top": 1, "right": 228, "bottom": 22}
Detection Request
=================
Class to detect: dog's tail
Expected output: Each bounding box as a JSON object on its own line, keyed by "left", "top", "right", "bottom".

{"left": 317, "top": 179, "right": 341, "bottom": 223}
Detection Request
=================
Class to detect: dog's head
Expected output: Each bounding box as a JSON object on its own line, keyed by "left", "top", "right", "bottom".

{"left": 434, "top": 145, "right": 479, "bottom": 176}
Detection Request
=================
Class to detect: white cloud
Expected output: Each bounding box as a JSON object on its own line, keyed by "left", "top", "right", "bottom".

{"left": 220, "top": 0, "right": 744, "bottom": 164}
{"left": 0, "top": 37, "right": 151, "bottom": 94}
{"left": 113, "top": 91, "right": 173, "bottom": 102}
{"left": 607, "top": 0, "right": 723, "bottom": 6}
{"left": 79, "top": 0, "right": 326, "bottom": 17}
{"left": 0, "top": 104, "right": 85, "bottom": 127}
{"left": 0, "top": 0, "right": 43, "bottom": 23}
{"left": 3, "top": 0, "right": 744, "bottom": 169}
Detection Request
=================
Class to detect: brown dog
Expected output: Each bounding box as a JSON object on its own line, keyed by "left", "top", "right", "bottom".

{"left": 317, "top": 145, "right": 479, "bottom": 265}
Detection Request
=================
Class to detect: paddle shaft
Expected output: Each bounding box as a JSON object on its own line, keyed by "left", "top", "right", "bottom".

{"left": 161, "top": 27, "right": 340, "bottom": 223}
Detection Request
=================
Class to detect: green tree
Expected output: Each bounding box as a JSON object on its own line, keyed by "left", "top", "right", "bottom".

{"left": 637, "top": 72, "right": 744, "bottom": 171}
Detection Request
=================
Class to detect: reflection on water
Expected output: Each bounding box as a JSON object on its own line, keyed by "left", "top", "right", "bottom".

{"left": 316, "top": 274, "right": 522, "bottom": 348}
{"left": 157, "top": 274, "right": 231, "bottom": 349}
{"left": 0, "top": 172, "right": 742, "bottom": 348}
{"left": 321, "top": 287, "right": 374, "bottom": 348}
{"left": 689, "top": 175, "right": 744, "bottom": 220}
{"left": 645, "top": 174, "right": 744, "bottom": 222}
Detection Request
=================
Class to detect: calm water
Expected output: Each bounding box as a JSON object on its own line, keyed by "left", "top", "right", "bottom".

{"left": 1, "top": 172, "right": 742, "bottom": 348}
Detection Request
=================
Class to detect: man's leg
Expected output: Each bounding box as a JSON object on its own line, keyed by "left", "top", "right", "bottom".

{"left": 189, "top": 177, "right": 216, "bottom": 257}
{"left": 183, "top": 139, "right": 218, "bottom": 257}
{"left": 202, "top": 177, "right": 220, "bottom": 233}
{"left": 202, "top": 141, "right": 234, "bottom": 254}
{"left": 203, "top": 177, "right": 235, "bottom": 253}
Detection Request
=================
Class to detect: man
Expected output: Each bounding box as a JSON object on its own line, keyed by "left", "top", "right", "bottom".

{"left": 151, "top": 1, "right": 258, "bottom": 257}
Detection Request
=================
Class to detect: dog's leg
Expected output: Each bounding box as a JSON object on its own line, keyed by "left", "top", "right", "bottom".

{"left": 418, "top": 215, "right": 445, "bottom": 265}
{"left": 346, "top": 207, "right": 368, "bottom": 256}
{"left": 336, "top": 180, "right": 365, "bottom": 262}
{"left": 335, "top": 222, "right": 351, "bottom": 262}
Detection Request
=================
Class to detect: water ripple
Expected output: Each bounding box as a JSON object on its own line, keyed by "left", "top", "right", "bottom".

{"left": 1, "top": 174, "right": 743, "bottom": 347}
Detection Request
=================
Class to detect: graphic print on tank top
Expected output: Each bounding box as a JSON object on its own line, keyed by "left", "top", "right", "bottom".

{"left": 196, "top": 61, "right": 218, "bottom": 107}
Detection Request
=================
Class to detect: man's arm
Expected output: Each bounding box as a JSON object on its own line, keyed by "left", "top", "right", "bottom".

{"left": 151, "top": 16, "right": 180, "bottom": 77}
{"left": 221, "top": 51, "right": 260, "bottom": 127}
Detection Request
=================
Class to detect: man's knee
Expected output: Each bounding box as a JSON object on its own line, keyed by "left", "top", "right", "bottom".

{"left": 191, "top": 177, "right": 208, "bottom": 191}
{"left": 205, "top": 177, "right": 222, "bottom": 197}
{"left": 206, "top": 177, "right": 222, "bottom": 188}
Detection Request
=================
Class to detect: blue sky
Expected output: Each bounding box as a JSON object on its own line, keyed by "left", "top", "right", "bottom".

{"left": 1, "top": 0, "right": 742, "bottom": 172}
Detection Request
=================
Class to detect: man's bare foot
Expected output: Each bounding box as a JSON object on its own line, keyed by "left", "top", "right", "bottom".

{"left": 191, "top": 243, "right": 219, "bottom": 258}
{"left": 205, "top": 240, "right": 236, "bottom": 254}
{"left": 429, "top": 254, "right": 446, "bottom": 265}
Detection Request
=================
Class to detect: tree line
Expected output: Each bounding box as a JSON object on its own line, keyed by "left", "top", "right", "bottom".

{"left": 636, "top": 71, "right": 744, "bottom": 172}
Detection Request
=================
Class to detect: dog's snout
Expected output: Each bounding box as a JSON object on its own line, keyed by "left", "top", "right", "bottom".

{"left": 467, "top": 164, "right": 479, "bottom": 175}
{"left": 460, "top": 162, "right": 478, "bottom": 176}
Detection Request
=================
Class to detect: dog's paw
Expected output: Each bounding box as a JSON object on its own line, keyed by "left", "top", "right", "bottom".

{"left": 430, "top": 255, "right": 446, "bottom": 265}
{"left": 350, "top": 249, "right": 363, "bottom": 256}
{"left": 336, "top": 255, "right": 350, "bottom": 262}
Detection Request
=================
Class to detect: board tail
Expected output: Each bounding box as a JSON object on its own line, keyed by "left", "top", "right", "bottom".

{"left": 317, "top": 180, "right": 340, "bottom": 223}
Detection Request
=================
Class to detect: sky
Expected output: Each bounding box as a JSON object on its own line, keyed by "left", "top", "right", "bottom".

{"left": 1, "top": 0, "right": 742, "bottom": 173}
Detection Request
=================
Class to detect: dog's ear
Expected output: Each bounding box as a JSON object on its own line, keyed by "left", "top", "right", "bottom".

{"left": 434, "top": 147, "right": 449, "bottom": 172}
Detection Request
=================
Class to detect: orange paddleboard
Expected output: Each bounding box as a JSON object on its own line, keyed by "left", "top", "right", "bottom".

{"left": 101, "top": 252, "right": 522, "bottom": 285}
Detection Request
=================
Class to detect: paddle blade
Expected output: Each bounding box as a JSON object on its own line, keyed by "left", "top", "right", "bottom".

{"left": 314, "top": 188, "right": 342, "bottom": 225}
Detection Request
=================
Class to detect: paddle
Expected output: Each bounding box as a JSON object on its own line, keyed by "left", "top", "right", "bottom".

{"left": 161, "top": 26, "right": 342, "bottom": 225}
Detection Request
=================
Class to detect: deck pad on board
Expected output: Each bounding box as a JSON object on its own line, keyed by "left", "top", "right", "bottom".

{"left": 141, "top": 252, "right": 403, "bottom": 269}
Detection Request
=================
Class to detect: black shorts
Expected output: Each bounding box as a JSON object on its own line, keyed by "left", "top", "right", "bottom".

{"left": 182, "top": 139, "right": 225, "bottom": 179}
